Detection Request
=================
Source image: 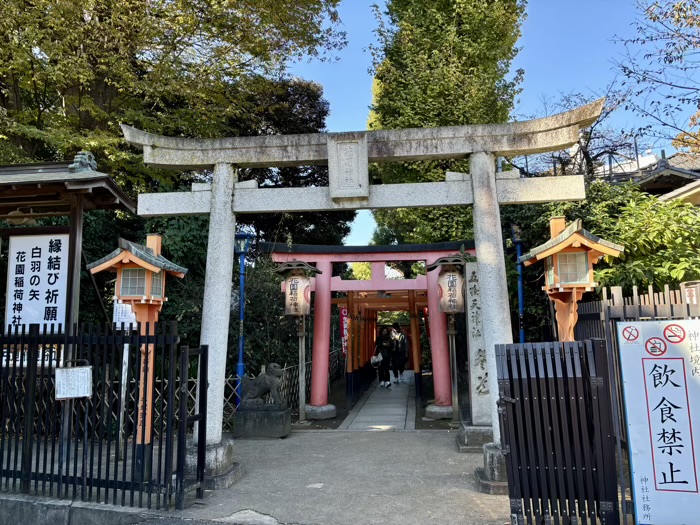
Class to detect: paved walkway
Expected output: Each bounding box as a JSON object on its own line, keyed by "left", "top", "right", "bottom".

{"left": 174, "top": 375, "right": 510, "bottom": 525}
{"left": 338, "top": 372, "right": 415, "bottom": 431}
{"left": 180, "top": 431, "right": 509, "bottom": 525}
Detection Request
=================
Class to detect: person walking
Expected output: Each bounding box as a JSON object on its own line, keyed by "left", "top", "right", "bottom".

{"left": 391, "top": 322, "right": 408, "bottom": 383}
{"left": 374, "top": 326, "right": 393, "bottom": 388}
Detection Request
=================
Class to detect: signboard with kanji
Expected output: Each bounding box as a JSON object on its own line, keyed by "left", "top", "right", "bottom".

{"left": 284, "top": 274, "right": 311, "bottom": 316}
{"left": 618, "top": 319, "right": 700, "bottom": 525}
{"left": 437, "top": 269, "right": 464, "bottom": 313}
{"left": 5, "top": 234, "right": 69, "bottom": 328}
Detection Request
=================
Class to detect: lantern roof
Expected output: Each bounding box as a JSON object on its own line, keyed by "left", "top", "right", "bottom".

{"left": 518, "top": 218, "right": 624, "bottom": 267}
{"left": 86, "top": 237, "right": 188, "bottom": 277}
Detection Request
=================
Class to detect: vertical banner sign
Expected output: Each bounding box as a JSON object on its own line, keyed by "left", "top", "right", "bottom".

{"left": 437, "top": 268, "right": 464, "bottom": 313}
{"left": 617, "top": 319, "right": 700, "bottom": 525}
{"left": 5, "top": 234, "right": 69, "bottom": 328}
{"left": 284, "top": 273, "right": 311, "bottom": 316}
{"left": 340, "top": 307, "right": 349, "bottom": 356}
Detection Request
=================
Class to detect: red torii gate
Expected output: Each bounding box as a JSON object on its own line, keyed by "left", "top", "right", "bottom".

{"left": 263, "top": 241, "right": 475, "bottom": 417}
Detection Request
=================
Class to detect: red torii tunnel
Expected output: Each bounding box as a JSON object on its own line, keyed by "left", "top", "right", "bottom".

{"left": 262, "top": 241, "right": 475, "bottom": 415}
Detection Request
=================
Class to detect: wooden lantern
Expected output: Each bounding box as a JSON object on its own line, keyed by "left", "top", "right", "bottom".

{"left": 519, "top": 217, "right": 624, "bottom": 341}
{"left": 87, "top": 234, "right": 187, "bottom": 456}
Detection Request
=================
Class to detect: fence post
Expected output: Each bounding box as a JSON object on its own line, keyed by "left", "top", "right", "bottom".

{"left": 197, "top": 345, "right": 208, "bottom": 499}
{"left": 21, "top": 324, "right": 40, "bottom": 493}
{"left": 176, "top": 346, "right": 188, "bottom": 510}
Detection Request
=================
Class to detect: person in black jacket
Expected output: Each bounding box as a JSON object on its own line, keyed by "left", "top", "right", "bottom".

{"left": 391, "top": 322, "right": 408, "bottom": 383}
{"left": 374, "top": 326, "right": 394, "bottom": 388}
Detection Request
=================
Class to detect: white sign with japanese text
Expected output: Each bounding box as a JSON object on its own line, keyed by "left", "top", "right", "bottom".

{"left": 5, "top": 234, "right": 69, "bottom": 329}
{"left": 55, "top": 366, "right": 93, "bottom": 400}
{"left": 284, "top": 274, "right": 311, "bottom": 316}
{"left": 113, "top": 300, "right": 137, "bottom": 330}
{"left": 618, "top": 320, "right": 700, "bottom": 525}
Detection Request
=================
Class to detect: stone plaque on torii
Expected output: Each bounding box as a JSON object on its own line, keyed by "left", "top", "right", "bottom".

{"left": 121, "top": 99, "right": 603, "bottom": 483}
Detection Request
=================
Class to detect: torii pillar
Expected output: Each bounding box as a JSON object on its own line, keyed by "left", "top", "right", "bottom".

{"left": 121, "top": 98, "right": 603, "bottom": 487}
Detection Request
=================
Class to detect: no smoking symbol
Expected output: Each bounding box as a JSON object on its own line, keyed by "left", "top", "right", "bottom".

{"left": 645, "top": 337, "right": 667, "bottom": 357}
{"left": 663, "top": 324, "right": 686, "bottom": 344}
{"left": 622, "top": 326, "right": 640, "bottom": 342}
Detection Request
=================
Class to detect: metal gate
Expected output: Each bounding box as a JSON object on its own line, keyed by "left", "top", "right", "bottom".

{"left": 0, "top": 322, "right": 207, "bottom": 510}
{"left": 496, "top": 340, "right": 619, "bottom": 525}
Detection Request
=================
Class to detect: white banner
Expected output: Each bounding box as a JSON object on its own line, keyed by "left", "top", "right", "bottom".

{"left": 617, "top": 319, "right": 700, "bottom": 525}
{"left": 284, "top": 274, "right": 311, "bottom": 316}
{"left": 5, "top": 234, "right": 69, "bottom": 328}
{"left": 340, "top": 307, "right": 349, "bottom": 356}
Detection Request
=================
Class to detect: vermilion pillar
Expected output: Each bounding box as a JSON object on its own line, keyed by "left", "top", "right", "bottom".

{"left": 426, "top": 267, "right": 452, "bottom": 405}
{"left": 310, "top": 260, "right": 332, "bottom": 406}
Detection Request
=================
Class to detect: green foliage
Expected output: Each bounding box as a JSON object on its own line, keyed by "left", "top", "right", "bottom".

{"left": 234, "top": 257, "right": 301, "bottom": 374}
{"left": 369, "top": 0, "right": 525, "bottom": 244}
{"left": 0, "top": 0, "right": 353, "bottom": 369}
{"left": 504, "top": 181, "right": 700, "bottom": 340}
{"left": 0, "top": 0, "right": 345, "bottom": 173}
{"left": 595, "top": 194, "right": 700, "bottom": 289}
{"left": 349, "top": 262, "right": 372, "bottom": 280}
{"left": 377, "top": 310, "right": 410, "bottom": 326}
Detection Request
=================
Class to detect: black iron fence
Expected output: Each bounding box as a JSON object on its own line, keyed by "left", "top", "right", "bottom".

{"left": 0, "top": 322, "right": 206, "bottom": 510}
{"left": 496, "top": 340, "right": 619, "bottom": 525}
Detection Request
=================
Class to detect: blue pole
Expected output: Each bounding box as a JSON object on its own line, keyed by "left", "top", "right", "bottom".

{"left": 515, "top": 240, "right": 525, "bottom": 343}
{"left": 235, "top": 251, "right": 246, "bottom": 407}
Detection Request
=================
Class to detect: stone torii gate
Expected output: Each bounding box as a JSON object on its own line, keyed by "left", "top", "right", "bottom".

{"left": 121, "top": 99, "right": 603, "bottom": 483}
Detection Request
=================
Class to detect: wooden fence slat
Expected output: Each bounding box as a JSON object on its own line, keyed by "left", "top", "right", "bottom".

{"left": 509, "top": 346, "right": 533, "bottom": 525}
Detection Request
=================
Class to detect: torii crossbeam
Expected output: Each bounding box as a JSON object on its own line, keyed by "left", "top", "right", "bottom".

{"left": 121, "top": 99, "right": 604, "bottom": 480}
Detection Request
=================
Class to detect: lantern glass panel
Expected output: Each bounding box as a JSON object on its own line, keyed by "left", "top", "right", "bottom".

{"left": 121, "top": 268, "right": 146, "bottom": 296}
{"left": 558, "top": 252, "right": 588, "bottom": 284}
{"left": 151, "top": 270, "right": 163, "bottom": 297}
{"left": 545, "top": 257, "right": 554, "bottom": 286}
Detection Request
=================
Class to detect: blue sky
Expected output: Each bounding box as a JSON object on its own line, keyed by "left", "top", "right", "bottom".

{"left": 290, "top": 0, "right": 653, "bottom": 245}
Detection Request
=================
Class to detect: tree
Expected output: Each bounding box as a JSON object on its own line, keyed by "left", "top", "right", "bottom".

{"left": 368, "top": 0, "right": 525, "bottom": 244}
{"left": 0, "top": 0, "right": 345, "bottom": 172}
{"left": 0, "top": 0, "right": 354, "bottom": 351}
{"left": 615, "top": 0, "right": 700, "bottom": 149}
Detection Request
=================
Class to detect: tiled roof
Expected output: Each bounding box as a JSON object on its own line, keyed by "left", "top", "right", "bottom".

{"left": 519, "top": 219, "right": 624, "bottom": 263}
{"left": 86, "top": 238, "right": 188, "bottom": 275}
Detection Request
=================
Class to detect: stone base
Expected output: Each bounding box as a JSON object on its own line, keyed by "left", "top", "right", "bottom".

{"left": 186, "top": 438, "right": 244, "bottom": 490}
{"left": 474, "top": 466, "right": 508, "bottom": 495}
{"left": 425, "top": 404, "right": 452, "bottom": 420}
{"left": 475, "top": 442, "right": 508, "bottom": 494}
{"left": 455, "top": 425, "right": 493, "bottom": 453}
{"left": 233, "top": 408, "right": 292, "bottom": 438}
{"left": 305, "top": 404, "right": 336, "bottom": 420}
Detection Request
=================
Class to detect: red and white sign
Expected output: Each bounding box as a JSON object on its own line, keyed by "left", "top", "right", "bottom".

{"left": 664, "top": 324, "right": 686, "bottom": 344}
{"left": 618, "top": 320, "right": 700, "bottom": 525}
{"left": 622, "top": 325, "right": 640, "bottom": 343}
{"left": 339, "top": 307, "right": 349, "bottom": 356}
{"left": 646, "top": 337, "right": 668, "bottom": 357}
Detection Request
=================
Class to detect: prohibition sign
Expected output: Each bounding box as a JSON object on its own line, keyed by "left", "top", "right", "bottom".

{"left": 663, "top": 324, "right": 686, "bottom": 344}
{"left": 622, "top": 326, "right": 640, "bottom": 343}
{"left": 645, "top": 337, "right": 667, "bottom": 357}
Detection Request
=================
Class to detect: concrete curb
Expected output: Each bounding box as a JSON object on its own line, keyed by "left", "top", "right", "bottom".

{"left": 0, "top": 493, "right": 158, "bottom": 525}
